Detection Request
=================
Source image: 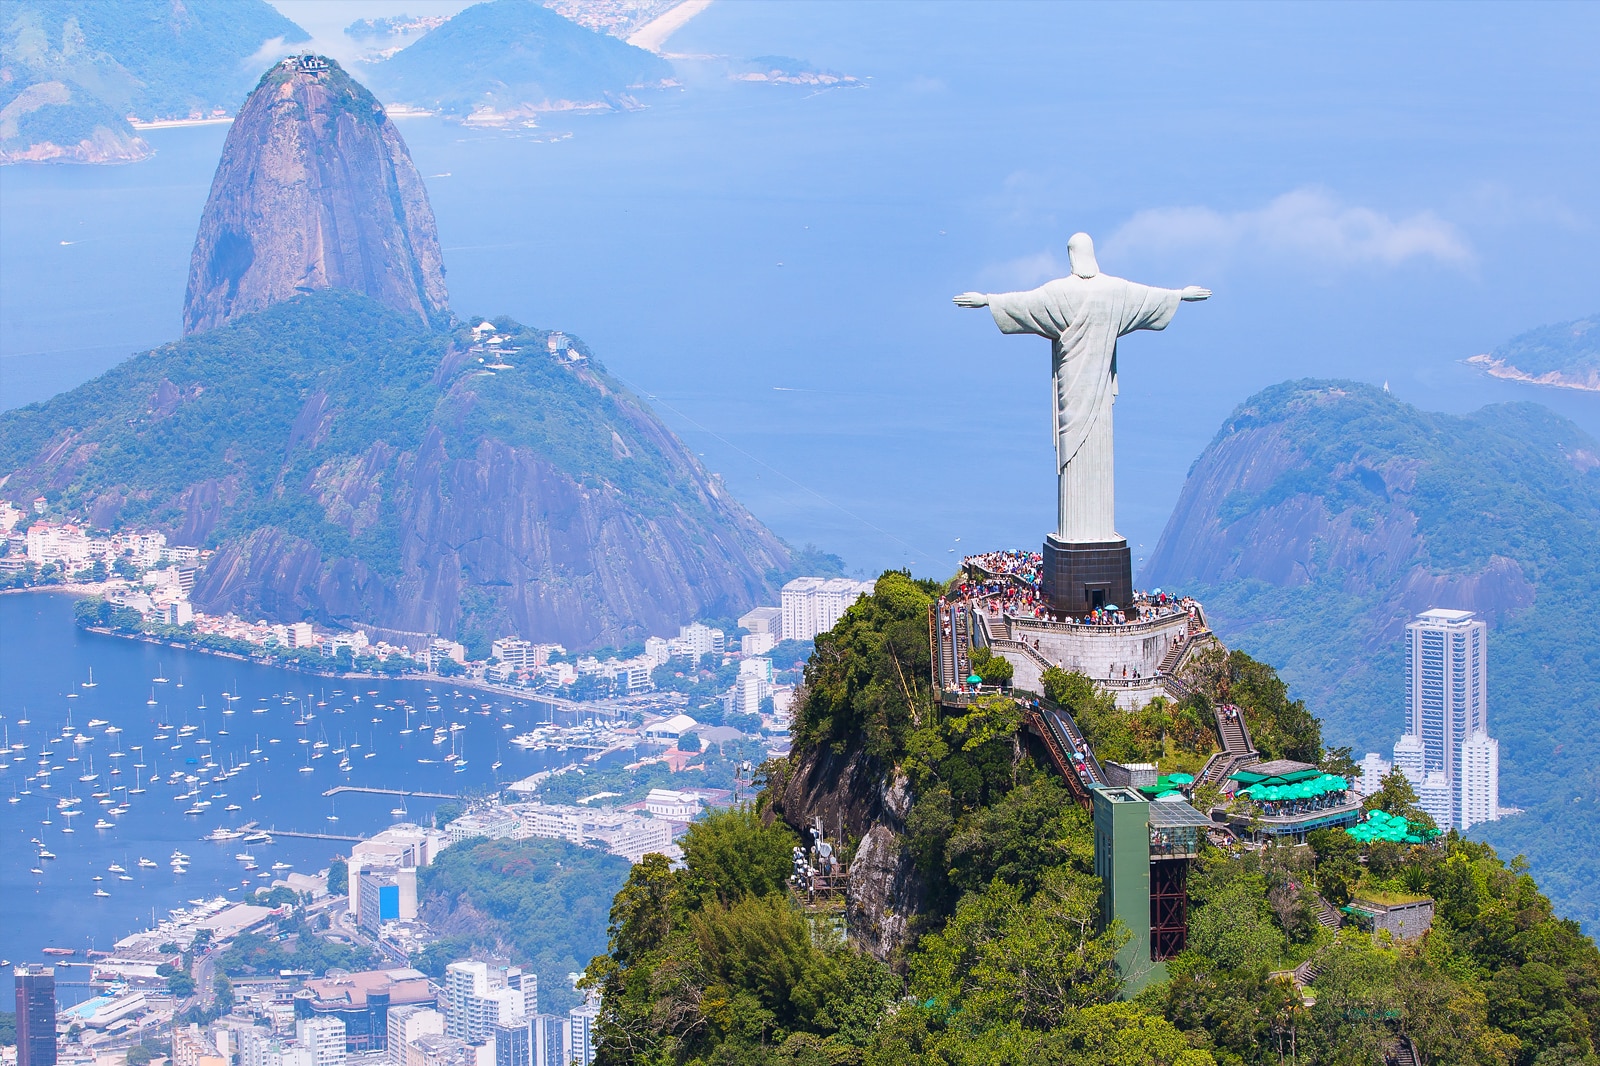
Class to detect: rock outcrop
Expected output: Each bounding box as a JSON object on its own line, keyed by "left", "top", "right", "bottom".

{"left": 1, "top": 293, "right": 793, "bottom": 648}
{"left": 770, "top": 739, "right": 926, "bottom": 962}
{"left": 183, "top": 55, "right": 447, "bottom": 335}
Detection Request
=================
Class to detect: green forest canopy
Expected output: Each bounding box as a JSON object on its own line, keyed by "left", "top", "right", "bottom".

{"left": 584, "top": 573, "right": 1600, "bottom": 1066}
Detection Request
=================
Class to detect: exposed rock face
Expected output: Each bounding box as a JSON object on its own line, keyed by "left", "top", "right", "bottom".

{"left": 1143, "top": 383, "right": 1539, "bottom": 636}
{"left": 0, "top": 293, "right": 792, "bottom": 649}
{"left": 770, "top": 739, "right": 925, "bottom": 962}
{"left": 183, "top": 56, "right": 447, "bottom": 335}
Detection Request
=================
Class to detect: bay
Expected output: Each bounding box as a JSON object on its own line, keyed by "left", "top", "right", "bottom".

{"left": 0, "top": 592, "right": 582, "bottom": 1010}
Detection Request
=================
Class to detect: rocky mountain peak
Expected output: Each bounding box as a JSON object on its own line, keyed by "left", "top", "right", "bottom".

{"left": 182, "top": 55, "right": 448, "bottom": 335}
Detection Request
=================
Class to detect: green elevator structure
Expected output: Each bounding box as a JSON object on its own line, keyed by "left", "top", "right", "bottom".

{"left": 1091, "top": 785, "right": 1210, "bottom": 994}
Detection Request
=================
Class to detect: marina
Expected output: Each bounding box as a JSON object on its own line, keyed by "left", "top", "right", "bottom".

{"left": 0, "top": 593, "right": 641, "bottom": 1005}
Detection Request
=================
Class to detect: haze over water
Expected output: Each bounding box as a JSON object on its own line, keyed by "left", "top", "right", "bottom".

{"left": 2, "top": 3, "right": 1596, "bottom": 574}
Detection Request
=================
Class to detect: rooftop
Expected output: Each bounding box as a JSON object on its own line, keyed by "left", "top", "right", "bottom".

{"left": 301, "top": 967, "right": 432, "bottom": 1009}
{"left": 1416, "top": 608, "right": 1476, "bottom": 623}
{"left": 1147, "top": 800, "right": 1213, "bottom": 829}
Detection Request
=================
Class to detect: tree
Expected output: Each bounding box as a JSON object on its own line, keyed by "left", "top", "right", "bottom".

{"left": 679, "top": 807, "right": 795, "bottom": 905}
{"left": 326, "top": 858, "right": 348, "bottom": 896}
{"left": 911, "top": 867, "right": 1125, "bottom": 1030}
{"left": 212, "top": 974, "right": 234, "bottom": 1013}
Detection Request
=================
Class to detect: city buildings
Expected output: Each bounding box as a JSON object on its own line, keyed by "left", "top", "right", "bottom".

{"left": 1392, "top": 608, "right": 1501, "bottom": 830}
{"left": 174, "top": 1026, "right": 227, "bottom": 1066}
{"left": 1392, "top": 734, "right": 1426, "bottom": 786}
{"left": 568, "top": 995, "right": 601, "bottom": 1066}
{"left": 1358, "top": 752, "right": 1392, "bottom": 796}
{"left": 387, "top": 1006, "right": 446, "bottom": 1066}
{"left": 780, "top": 577, "right": 876, "bottom": 641}
{"left": 295, "top": 968, "right": 436, "bottom": 1053}
{"left": 443, "top": 962, "right": 535, "bottom": 1044}
{"left": 14, "top": 964, "right": 57, "bottom": 1066}
{"left": 295, "top": 1017, "right": 348, "bottom": 1066}
{"left": 1460, "top": 730, "right": 1501, "bottom": 830}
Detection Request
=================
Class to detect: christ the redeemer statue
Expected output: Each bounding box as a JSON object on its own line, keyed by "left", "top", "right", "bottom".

{"left": 955, "top": 232, "right": 1208, "bottom": 614}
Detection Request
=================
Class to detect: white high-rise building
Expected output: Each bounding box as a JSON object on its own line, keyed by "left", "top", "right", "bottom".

{"left": 1415, "top": 770, "right": 1453, "bottom": 830}
{"left": 295, "top": 1017, "right": 346, "bottom": 1066}
{"left": 1404, "top": 608, "right": 1487, "bottom": 828}
{"left": 780, "top": 578, "right": 875, "bottom": 641}
{"left": 1358, "top": 752, "right": 1392, "bottom": 796}
{"left": 1392, "top": 734, "right": 1426, "bottom": 788}
{"left": 567, "top": 1000, "right": 600, "bottom": 1066}
{"left": 445, "top": 962, "right": 534, "bottom": 1045}
{"left": 388, "top": 1007, "right": 446, "bottom": 1066}
{"left": 1460, "top": 730, "right": 1501, "bottom": 830}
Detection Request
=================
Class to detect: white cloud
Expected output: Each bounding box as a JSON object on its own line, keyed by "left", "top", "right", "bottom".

{"left": 1104, "top": 187, "right": 1473, "bottom": 270}
{"left": 240, "top": 36, "right": 300, "bottom": 76}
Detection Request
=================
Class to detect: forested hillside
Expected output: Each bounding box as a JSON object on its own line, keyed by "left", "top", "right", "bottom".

{"left": 0, "top": 292, "right": 792, "bottom": 649}
{"left": 583, "top": 574, "right": 1600, "bottom": 1065}
{"left": 1141, "top": 380, "right": 1600, "bottom": 929}
{"left": 1, "top": 0, "right": 308, "bottom": 164}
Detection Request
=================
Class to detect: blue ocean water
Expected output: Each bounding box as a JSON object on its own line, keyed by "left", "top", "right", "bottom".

{"left": 2, "top": 3, "right": 1600, "bottom": 990}
{"left": 0, "top": 593, "right": 579, "bottom": 1010}
{"left": 2, "top": 2, "right": 1596, "bottom": 576}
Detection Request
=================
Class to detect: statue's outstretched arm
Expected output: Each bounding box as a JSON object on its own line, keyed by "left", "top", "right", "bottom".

{"left": 953, "top": 291, "right": 990, "bottom": 307}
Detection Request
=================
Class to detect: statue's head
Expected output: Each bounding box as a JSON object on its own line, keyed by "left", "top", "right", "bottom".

{"left": 1067, "top": 232, "right": 1099, "bottom": 278}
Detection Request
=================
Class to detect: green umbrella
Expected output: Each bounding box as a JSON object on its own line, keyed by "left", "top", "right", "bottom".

{"left": 1166, "top": 773, "right": 1195, "bottom": 785}
{"left": 967, "top": 674, "right": 983, "bottom": 685}
{"left": 1155, "top": 790, "right": 1183, "bottom": 800}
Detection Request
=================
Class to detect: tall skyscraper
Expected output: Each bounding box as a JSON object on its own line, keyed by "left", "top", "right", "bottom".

{"left": 1404, "top": 608, "right": 1488, "bottom": 826}
{"left": 1460, "top": 730, "right": 1501, "bottom": 830}
{"left": 15, "top": 964, "right": 57, "bottom": 1066}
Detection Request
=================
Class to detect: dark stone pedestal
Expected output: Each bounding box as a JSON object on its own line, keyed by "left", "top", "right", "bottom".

{"left": 1041, "top": 535, "right": 1133, "bottom": 617}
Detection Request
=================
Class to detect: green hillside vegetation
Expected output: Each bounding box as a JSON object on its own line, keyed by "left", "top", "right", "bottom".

{"left": 1489, "top": 313, "right": 1599, "bottom": 379}
{"left": 1144, "top": 381, "right": 1600, "bottom": 930}
{"left": 415, "top": 837, "right": 631, "bottom": 1014}
{"left": 0, "top": 291, "right": 764, "bottom": 634}
{"left": 585, "top": 575, "right": 1600, "bottom": 1064}
{"left": 364, "top": 0, "right": 672, "bottom": 116}
{"left": 1, "top": 0, "right": 307, "bottom": 161}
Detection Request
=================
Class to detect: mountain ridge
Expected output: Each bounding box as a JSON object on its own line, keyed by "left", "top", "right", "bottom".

{"left": 1143, "top": 378, "right": 1600, "bottom": 926}
{"left": 0, "top": 293, "right": 793, "bottom": 650}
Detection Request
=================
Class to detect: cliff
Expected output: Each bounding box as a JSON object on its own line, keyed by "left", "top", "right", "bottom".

{"left": 363, "top": 0, "right": 672, "bottom": 121}
{"left": 183, "top": 56, "right": 448, "bottom": 335}
{"left": 0, "top": 293, "right": 793, "bottom": 649}
{"left": 1, "top": 0, "right": 308, "bottom": 165}
{"left": 1142, "top": 379, "right": 1600, "bottom": 926}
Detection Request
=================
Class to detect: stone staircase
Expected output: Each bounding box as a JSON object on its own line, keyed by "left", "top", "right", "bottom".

{"left": 1197, "top": 703, "right": 1259, "bottom": 789}
{"left": 1315, "top": 895, "right": 1342, "bottom": 930}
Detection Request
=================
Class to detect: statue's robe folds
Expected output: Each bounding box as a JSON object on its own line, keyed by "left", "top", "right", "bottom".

{"left": 988, "top": 273, "right": 1183, "bottom": 543}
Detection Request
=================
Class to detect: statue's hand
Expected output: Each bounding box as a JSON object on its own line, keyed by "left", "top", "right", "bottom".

{"left": 1180, "top": 286, "right": 1212, "bottom": 302}
{"left": 953, "top": 292, "right": 990, "bottom": 308}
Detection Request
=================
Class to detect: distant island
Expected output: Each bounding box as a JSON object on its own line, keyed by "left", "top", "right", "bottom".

{"left": 0, "top": 0, "right": 308, "bottom": 165}
{"left": 1466, "top": 312, "right": 1600, "bottom": 392}
{"left": 360, "top": 0, "right": 674, "bottom": 124}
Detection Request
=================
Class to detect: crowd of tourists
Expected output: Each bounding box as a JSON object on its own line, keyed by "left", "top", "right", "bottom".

{"left": 963, "top": 549, "right": 1042, "bottom": 586}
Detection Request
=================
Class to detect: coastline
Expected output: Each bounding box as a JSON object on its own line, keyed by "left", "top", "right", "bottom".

{"left": 9, "top": 586, "right": 608, "bottom": 715}
{"left": 1464, "top": 354, "right": 1600, "bottom": 393}
{"left": 129, "top": 116, "right": 233, "bottom": 130}
{"left": 628, "top": 0, "right": 714, "bottom": 53}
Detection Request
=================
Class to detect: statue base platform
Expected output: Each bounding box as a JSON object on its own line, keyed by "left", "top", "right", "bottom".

{"left": 1041, "top": 535, "right": 1133, "bottom": 617}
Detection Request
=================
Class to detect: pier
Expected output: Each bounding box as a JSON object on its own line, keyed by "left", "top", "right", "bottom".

{"left": 265, "top": 827, "right": 363, "bottom": 842}
{"left": 321, "top": 786, "right": 460, "bottom": 799}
